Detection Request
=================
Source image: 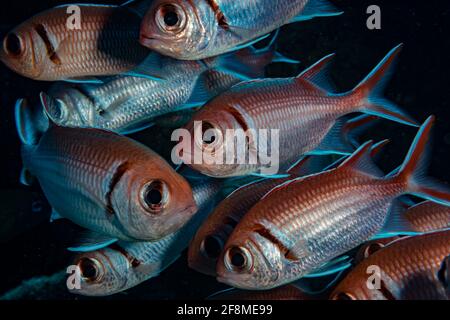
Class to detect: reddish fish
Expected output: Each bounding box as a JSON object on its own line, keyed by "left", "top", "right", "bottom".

{"left": 216, "top": 116, "right": 450, "bottom": 290}
{"left": 17, "top": 103, "right": 197, "bottom": 241}
{"left": 0, "top": 4, "right": 150, "bottom": 81}
{"left": 404, "top": 201, "right": 450, "bottom": 233}
{"left": 208, "top": 285, "right": 320, "bottom": 300}
{"left": 189, "top": 136, "right": 388, "bottom": 276}
{"left": 331, "top": 231, "right": 450, "bottom": 300}
{"left": 177, "top": 45, "right": 417, "bottom": 177}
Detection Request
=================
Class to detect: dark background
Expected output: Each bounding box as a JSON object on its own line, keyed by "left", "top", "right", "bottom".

{"left": 0, "top": 0, "right": 449, "bottom": 299}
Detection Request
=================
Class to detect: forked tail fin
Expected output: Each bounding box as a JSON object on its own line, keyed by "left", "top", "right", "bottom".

{"left": 392, "top": 116, "right": 450, "bottom": 205}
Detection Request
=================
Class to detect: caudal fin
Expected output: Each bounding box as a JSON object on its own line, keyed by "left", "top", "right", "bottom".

{"left": 393, "top": 116, "right": 450, "bottom": 206}
{"left": 351, "top": 44, "right": 418, "bottom": 127}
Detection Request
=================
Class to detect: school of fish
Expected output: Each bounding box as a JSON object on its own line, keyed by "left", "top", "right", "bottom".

{"left": 2, "top": 0, "right": 449, "bottom": 300}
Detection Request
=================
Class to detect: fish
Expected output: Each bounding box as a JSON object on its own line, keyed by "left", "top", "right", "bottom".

{"left": 139, "top": 0, "right": 342, "bottom": 60}
{"left": 403, "top": 200, "right": 450, "bottom": 233}
{"left": 69, "top": 179, "right": 222, "bottom": 296}
{"left": 216, "top": 116, "right": 450, "bottom": 290}
{"left": 176, "top": 45, "right": 418, "bottom": 178}
{"left": 188, "top": 128, "right": 387, "bottom": 277}
{"left": 330, "top": 231, "right": 450, "bottom": 300}
{"left": 208, "top": 284, "right": 319, "bottom": 300}
{"left": 0, "top": 3, "right": 155, "bottom": 81}
{"left": 354, "top": 199, "right": 450, "bottom": 263}
{"left": 16, "top": 104, "right": 197, "bottom": 242}
{"left": 39, "top": 42, "right": 291, "bottom": 134}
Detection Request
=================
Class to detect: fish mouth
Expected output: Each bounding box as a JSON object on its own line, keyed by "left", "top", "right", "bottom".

{"left": 139, "top": 34, "right": 157, "bottom": 47}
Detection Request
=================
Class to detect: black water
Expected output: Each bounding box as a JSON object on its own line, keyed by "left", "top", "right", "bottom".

{"left": 0, "top": 0, "right": 449, "bottom": 299}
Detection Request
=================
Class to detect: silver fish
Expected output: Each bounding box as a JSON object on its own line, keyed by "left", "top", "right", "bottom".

{"left": 70, "top": 179, "right": 222, "bottom": 296}
{"left": 39, "top": 43, "right": 287, "bottom": 134}
{"left": 217, "top": 117, "right": 450, "bottom": 290}
{"left": 140, "top": 0, "right": 342, "bottom": 60}
{"left": 16, "top": 103, "right": 197, "bottom": 242}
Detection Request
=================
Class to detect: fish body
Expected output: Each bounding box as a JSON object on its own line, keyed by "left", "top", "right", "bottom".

{"left": 178, "top": 45, "right": 416, "bottom": 177}
{"left": 40, "top": 44, "right": 283, "bottom": 134}
{"left": 0, "top": 4, "right": 149, "bottom": 81}
{"left": 216, "top": 117, "right": 450, "bottom": 290}
{"left": 331, "top": 231, "right": 450, "bottom": 300}
{"left": 188, "top": 154, "right": 335, "bottom": 276}
{"left": 404, "top": 201, "right": 450, "bottom": 233}
{"left": 70, "top": 180, "right": 222, "bottom": 296}
{"left": 209, "top": 285, "right": 318, "bottom": 300}
{"left": 19, "top": 125, "right": 197, "bottom": 241}
{"left": 140, "top": 0, "right": 341, "bottom": 60}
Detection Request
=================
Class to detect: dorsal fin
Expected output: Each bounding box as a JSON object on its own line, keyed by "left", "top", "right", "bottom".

{"left": 297, "top": 53, "right": 337, "bottom": 92}
{"left": 338, "top": 141, "right": 384, "bottom": 177}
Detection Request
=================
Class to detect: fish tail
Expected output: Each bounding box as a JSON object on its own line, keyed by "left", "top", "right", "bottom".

{"left": 351, "top": 44, "right": 418, "bottom": 127}
{"left": 393, "top": 116, "right": 450, "bottom": 206}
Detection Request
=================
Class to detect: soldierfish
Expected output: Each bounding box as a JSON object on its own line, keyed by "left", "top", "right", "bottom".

{"left": 70, "top": 179, "right": 222, "bottom": 296}
{"left": 0, "top": 3, "right": 154, "bottom": 81}
{"left": 188, "top": 130, "right": 387, "bottom": 277}
{"left": 216, "top": 116, "right": 450, "bottom": 290}
{"left": 331, "top": 231, "right": 450, "bottom": 300}
{"left": 139, "top": 0, "right": 342, "bottom": 60}
{"left": 39, "top": 42, "right": 293, "bottom": 134}
{"left": 177, "top": 45, "right": 417, "bottom": 178}
{"left": 16, "top": 103, "right": 197, "bottom": 242}
{"left": 208, "top": 285, "right": 320, "bottom": 300}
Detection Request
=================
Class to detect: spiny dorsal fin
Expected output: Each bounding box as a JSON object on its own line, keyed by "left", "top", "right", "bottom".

{"left": 338, "top": 141, "right": 384, "bottom": 177}
{"left": 297, "top": 53, "right": 337, "bottom": 92}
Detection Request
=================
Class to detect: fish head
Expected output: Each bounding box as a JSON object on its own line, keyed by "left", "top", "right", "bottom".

{"left": 188, "top": 218, "right": 230, "bottom": 276}
{"left": 0, "top": 23, "right": 47, "bottom": 79}
{"left": 178, "top": 101, "right": 254, "bottom": 177}
{"left": 70, "top": 249, "right": 129, "bottom": 296}
{"left": 140, "top": 0, "right": 217, "bottom": 59}
{"left": 217, "top": 229, "right": 282, "bottom": 290}
{"left": 111, "top": 159, "right": 198, "bottom": 240}
{"left": 41, "top": 88, "right": 95, "bottom": 128}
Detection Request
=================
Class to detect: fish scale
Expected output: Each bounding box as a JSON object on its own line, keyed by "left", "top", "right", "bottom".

{"left": 20, "top": 125, "right": 197, "bottom": 241}
{"left": 71, "top": 180, "right": 223, "bottom": 296}
{"left": 331, "top": 231, "right": 450, "bottom": 300}
{"left": 140, "top": 0, "right": 326, "bottom": 59}
{"left": 0, "top": 5, "right": 149, "bottom": 81}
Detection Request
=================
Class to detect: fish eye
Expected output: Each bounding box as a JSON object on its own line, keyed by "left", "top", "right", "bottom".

{"left": 225, "top": 246, "right": 253, "bottom": 272}
{"left": 201, "top": 235, "right": 224, "bottom": 259}
{"left": 363, "top": 242, "right": 384, "bottom": 259}
{"left": 332, "top": 292, "right": 357, "bottom": 300}
{"left": 4, "top": 33, "right": 23, "bottom": 57}
{"left": 78, "top": 258, "right": 102, "bottom": 282}
{"left": 141, "top": 180, "right": 168, "bottom": 213}
{"left": 50, "top": 99, "right": 68, "bottom": 122}
{"left": 156, "top": 4, "right": 187, "bottom": 33}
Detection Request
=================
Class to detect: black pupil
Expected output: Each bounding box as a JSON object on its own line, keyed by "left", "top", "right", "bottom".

{"left": 231, "top": 251, "right": 246, "bottom": 268}
{"left": 202, "top": 123, "right": 216, "bottom": 145}
{"left": 80, "top": 259, "right": 97, "bottom": 280}
{"left": 146, "top": 187, "right": 162, "bottom": 206}
{"left": 164, "top": 11, "right": 179, "bottom": 26}
{"left": 335, "top": 293, "right": 353, "bottom": 300}
{"left": 5, "top": 33, "right": 21, "bottom": 56}
{"left": 203, "top": 236, "right": 223, "bottom": 259}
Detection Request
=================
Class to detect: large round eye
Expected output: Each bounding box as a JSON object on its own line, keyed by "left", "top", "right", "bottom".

{"left": 156, "top": 4, "right": 187, "bottom": 33}
{"left": 78, "top": 258, "right": 103, "bottom": 282}
{"left": 4, "top": 33, "right": 23, "bottom": 57}
{"left": 363, "top": 242, "right": 384, "bottom": 259}
{"left": 141, "top": 180, "right": 168, "bottom": 213}
{"left": 201, "top": 235, "right": 224, "bottom": 259}
{"left": 225, "top": 246, "right": 253, "bottom": 272}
